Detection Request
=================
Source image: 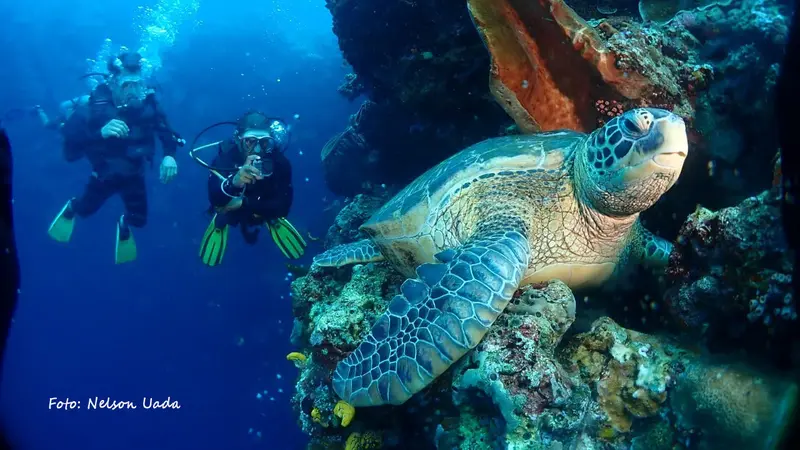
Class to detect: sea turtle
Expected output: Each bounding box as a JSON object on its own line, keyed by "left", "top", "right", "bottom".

{"left": 313, "top": 108, "right": 688, "bottom": 408}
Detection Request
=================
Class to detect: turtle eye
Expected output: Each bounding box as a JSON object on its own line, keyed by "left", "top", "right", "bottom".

{"left": 622, "top": 118, "right": 642, "bottom": 135}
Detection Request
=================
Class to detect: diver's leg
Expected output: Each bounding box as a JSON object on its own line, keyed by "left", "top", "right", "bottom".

{"left": 119, "top": 175, "right": 148, "bottom": 229}
{"left": 49, "top": 173, "right": 113, "bottom": 243}
{"left": 114, "top": 175, "right": 146, "bottom": 264}
{"left": 72, "top": 173, "right": 115, "bottom": 219}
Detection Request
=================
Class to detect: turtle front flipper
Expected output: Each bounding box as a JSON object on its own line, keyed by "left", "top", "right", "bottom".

{"left": 332, "top": 229, "right": 531, "bottom": 407}
{"left": 640, "top": 228, "right": 673, "bottom": 268}
{"left": 313, "top": 239, "right": 385, "bottom": 268}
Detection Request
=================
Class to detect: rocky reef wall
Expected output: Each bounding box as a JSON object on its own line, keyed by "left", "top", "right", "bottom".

{"left": 321, "top": 0, "right": 792, "bottom": 237}
{"left": 284, "top": 183, "right": 798, "bottom": 449}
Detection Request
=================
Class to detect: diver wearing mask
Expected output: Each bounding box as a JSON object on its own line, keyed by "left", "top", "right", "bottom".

{"left": 199, "top": 111, "right": 306, "bottom": 266}
{"left": 47, "top": 51, "right": 185, "bottom": 264}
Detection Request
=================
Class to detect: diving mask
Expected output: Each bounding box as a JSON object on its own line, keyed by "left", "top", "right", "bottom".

{"left": 239, "top": 119, "right": 290, "bottom": 154}
{"left": 114, "top": 75, "right": 148, "bottom": 108}
{"left": 242, "top": 135, "right": 276, "bottom": 153}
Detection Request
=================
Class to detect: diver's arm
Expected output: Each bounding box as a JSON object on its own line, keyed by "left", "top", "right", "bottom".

{"left": 208, "top": 172, "right": 245, "bottom": 208}
{"left": 158, "top": 132, "right": 178, "bottom": 158}
{"left": 34, "top": 106, "right": 55, "bottom": 129}
{"left": 208, "top": 150, "right": 243, "bottom": 208}
{"left": 152, "top": 98, "right": 181, "bottom": 157}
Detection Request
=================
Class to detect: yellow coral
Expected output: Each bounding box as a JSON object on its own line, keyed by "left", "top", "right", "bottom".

{"left": 334, "top": 400, "right": 356, "bottom": 427}
{"left": 310, "top": 407, "right": 321, "bottom": 423}
{"left": 286, "top": 352, "right": 307, "bottom": 367}
{"left": 598, "top": 425, "right": 616, "bottom": 440}
{"left": 309, "top": 407, "right": 328, "bottom": 428}
{"left": 345, "top": 431, "right": 382, "bottom": 450}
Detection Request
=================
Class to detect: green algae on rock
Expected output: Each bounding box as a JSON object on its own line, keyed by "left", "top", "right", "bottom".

{"left": 291, "top": 262, "right": 402, "bottom": 353}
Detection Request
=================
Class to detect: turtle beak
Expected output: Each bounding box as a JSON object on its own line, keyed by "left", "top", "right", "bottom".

{"left": 652, "top": 114, "right": 688, "bottom": 169}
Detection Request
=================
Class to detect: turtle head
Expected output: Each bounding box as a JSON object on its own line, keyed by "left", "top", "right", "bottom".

{"left": 578, "top": 108, "right": 688, "bottom": 217}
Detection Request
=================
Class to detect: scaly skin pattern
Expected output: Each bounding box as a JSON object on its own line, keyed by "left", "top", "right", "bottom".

{"left": 322, "top": 109, "right": 687, "bottom": 408}
{"left": 432, "top": 147, "right": 639, "bottom": 291}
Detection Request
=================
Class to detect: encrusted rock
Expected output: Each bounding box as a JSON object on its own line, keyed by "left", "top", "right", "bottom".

{"left": 559, "top": 317, "right": 685, "bottom": 434}
{"left": 665, "top": 187, "right": 797, "bottom": 361}
{"left": 670, "top": 359, "right": 798, "bottom": 450}
{"left": 322, "top": 194, "right": 389, "bottom": 250}
{"left": 289, "top": 262, "right": 798, "bottom": 449}
{"left": 453, "top": 281, "right": 579, "bottom": 434}
{"left": 321, "top": 101, "right": 380, "bottom": 197}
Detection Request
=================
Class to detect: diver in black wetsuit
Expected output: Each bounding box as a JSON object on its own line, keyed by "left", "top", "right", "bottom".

{"left": 198, "top": 111, "right": 306, "bottom": 266}
{"left": 47, "top": 51, "right": 185, "bottom": 264}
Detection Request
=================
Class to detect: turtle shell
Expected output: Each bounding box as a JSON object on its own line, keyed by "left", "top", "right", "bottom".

{"left": 361, "top": 131, "right": 586, "bottom": 275}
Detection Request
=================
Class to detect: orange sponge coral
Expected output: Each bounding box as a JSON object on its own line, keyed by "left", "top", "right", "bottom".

{"left": 467, "top": 0, "right": 694, "bottom": 133}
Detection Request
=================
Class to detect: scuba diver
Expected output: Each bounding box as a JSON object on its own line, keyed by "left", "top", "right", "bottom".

{"left": 194, "top": 111, "right": 306, "bottom": 266}
{"left": 47, "top": 51, "right": 185, "bottom": 264}
{"left": 34, "top": 95, "right": 90, "bottom": 131}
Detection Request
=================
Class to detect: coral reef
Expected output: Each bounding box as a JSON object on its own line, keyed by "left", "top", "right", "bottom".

{"left": 686, "top": 0, "right": 792, "bottom": 205}
{"left": 290, "top": 262, "right": 403, "bottom": 352}
{"left": 289, "top": 200, "right": 798, "bottom": 447}
{"left": 289, "top": 260, "right": 403, "bottom": 448}
{"left": 289, "top": 260, "right": 798, "bottom": 449}
{"left": 665, "top": 186, "right": 798, "bottom": 362}
{"left": 447, "top": 281, "right": 586, "bottom": 447}
{"left": 294, "top": 0, "right": 800, "bottom": 448}
{"left": 322, "top": 193, "right": 390, "bottom": 250}
{"left": 560, "top": 317, "right": 684, "bottom": 435}
{"left": 323, "top": 0, "right": 513, "bottom": 191}
{"left": 337, "top": 73, "right": 366, "bottom": 101}
{"left": 344, "top": 431, "right": 382, "bottom": 450}
{"left": 669, "top": 359, "right": 798, "bottom": 450}
{"left": 322, "top": 0, "right": 791, "bottom": 244}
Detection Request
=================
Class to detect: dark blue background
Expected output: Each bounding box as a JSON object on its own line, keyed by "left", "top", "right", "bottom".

{"left": 0, "top": 1, "right": 355, "bottom": 448}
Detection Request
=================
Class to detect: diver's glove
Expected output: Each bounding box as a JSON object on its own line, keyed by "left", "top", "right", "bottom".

{"left": 160, "top": 156, "right": 178, "bottom": 183}
{"left": 101, "top": 119, "right": 129, "bottom": 139}
{"left": 232, "top": 155, "right": 264, "bottom": 187}
{"left": 33, "top": 106, "right": 49, "bottom": 126}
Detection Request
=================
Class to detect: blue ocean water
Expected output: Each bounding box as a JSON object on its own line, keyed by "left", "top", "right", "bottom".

{"left": 0, "top": 1, "right": 354, "bottom": 448}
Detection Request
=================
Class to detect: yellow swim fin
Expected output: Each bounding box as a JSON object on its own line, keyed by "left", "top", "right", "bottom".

{"left": 115, "top": 216, "right": 137, "bottom": 264}
{"left": 200, "top": 214, "right": 229, "bottom": 267}
{"left": 267, "top": 217, "right": 307, "bottom": 259}
{"left": 48, "top": 200, "right": 76, "bottom": 243}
